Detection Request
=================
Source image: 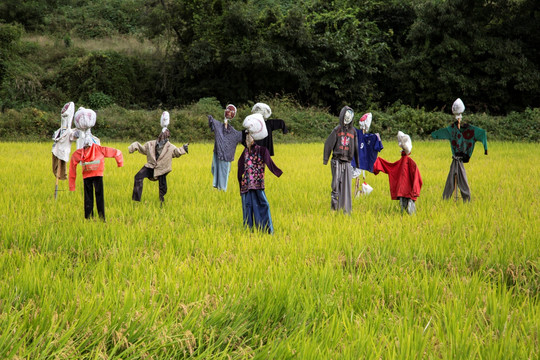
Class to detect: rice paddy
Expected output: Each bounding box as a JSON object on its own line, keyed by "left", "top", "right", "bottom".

{"left": 0, "top": 140, "right": 538, "bottom": 359}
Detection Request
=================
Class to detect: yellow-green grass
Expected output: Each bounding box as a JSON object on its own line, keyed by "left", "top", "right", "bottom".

{"left": 0, "top": 141, "right": 538, "bottom": 359}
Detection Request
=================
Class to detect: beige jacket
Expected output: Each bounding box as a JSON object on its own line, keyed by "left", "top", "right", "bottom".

{"left": 129, "top": 140, "right": 186, "bottom": 177}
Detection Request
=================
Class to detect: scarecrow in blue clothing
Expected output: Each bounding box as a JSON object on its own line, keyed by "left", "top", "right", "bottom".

{"left": 350, "top": 112, "right": 383, "bottom": 197}
{"left": 208, "top": 104, "right": 243, "bottom": 191}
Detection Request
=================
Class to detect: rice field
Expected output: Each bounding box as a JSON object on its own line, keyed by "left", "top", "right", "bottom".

{"left": 0, "top": 140, "right": 538, "bottom": 359}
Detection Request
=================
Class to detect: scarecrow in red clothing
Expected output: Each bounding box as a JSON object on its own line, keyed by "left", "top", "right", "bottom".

{"left": 373, "top": 131, "right": 422, "bottom": 215}
{"left": 69, "top": 108, "right": 123, "bottom": 221}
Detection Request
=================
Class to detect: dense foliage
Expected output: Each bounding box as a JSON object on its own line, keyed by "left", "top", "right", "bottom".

{"left": 1, "top": 97, "right": 539, "bottom": 142}
{"left": 0, "top": 0, "right": 539, "bottom": 115}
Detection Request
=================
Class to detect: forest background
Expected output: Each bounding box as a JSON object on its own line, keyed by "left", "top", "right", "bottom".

{"left": 0, "top": 0, "right": 539, "bottom": 142}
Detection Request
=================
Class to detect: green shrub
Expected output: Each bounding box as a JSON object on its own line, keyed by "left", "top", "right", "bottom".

{"left": 56, "top": 50, "right": 157, "bottom": 108}
{"left": 0, "top": 107, "right": 57, "bottom": 140}
{"left": 0, "top": 23, "right": 24, "bottom": 50}
{"left": 0, "top": 99, "right": 538, "bottom": 142}
{"left": 87, "top": 91, "right": 114, "bottom": 109}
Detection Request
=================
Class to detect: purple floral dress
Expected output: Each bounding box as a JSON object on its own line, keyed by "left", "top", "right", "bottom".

{"left": 238, "top": 145, "right": 282, "bottom": 194}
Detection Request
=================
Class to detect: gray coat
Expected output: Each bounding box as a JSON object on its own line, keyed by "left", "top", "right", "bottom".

{"left": 129, "top": 140, "right": 186, "bottom": 177}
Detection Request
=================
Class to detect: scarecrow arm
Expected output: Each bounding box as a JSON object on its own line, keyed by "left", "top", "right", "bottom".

{"left": 171, "top": 143, "right": 188, "bottom": 158}
{"left": 128, "top": 142, "right": 148, "bottom": 155}
{"left": 323, "top": 127, "right": 338, "bottom": 165}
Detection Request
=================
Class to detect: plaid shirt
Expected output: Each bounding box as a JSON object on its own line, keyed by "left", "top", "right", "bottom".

{"left": 209, "top": 116, "right": 243, "bottom": 162}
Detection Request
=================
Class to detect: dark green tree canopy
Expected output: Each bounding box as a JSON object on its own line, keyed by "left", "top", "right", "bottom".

{"left": 0, "top": 0, "right": 539, "bottom": 114}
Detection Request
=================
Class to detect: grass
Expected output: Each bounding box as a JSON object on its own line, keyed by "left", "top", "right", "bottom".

{"left": 23, "top": 34, "right": 160, "bottom": 57}
{"left": 0, "top": 140, "right": 538, "bottom": 359}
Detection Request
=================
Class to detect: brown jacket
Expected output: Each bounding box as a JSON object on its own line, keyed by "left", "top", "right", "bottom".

{"left": 129, "top": 140, "right": 186, "bottom": 177}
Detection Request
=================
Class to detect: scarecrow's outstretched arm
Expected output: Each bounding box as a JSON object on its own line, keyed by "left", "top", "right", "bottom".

{"left": 171, "top": 143, "right": 188, "bottom": 158}
{"left": 128, "top": 141, "right": 148, "bottom": 155}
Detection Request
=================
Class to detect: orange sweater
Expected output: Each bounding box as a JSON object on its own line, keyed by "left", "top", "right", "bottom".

{"left": 69, "top": 144, "right": 123, "bottom": 191}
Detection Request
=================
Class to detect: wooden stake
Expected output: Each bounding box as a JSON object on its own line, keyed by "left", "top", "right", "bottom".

{"left": 54, "top": 157, "right": 62, "bottom": 200}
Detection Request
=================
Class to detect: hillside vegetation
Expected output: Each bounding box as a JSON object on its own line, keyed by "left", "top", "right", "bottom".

{"left": 0, "top": 0, "right": 539, "bottom": 116}
{"left": 1, "top": 97, "right": 539, "bottom": 143}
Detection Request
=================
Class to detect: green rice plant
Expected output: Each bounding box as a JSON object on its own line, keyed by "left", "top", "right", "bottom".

{"left": 0, "top": 141, "right": 538, "bottom": 359}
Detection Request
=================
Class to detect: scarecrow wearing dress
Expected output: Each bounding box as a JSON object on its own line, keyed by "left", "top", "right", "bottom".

{"left": 350, "top": 112, "right": 383, "bottom": 196}
{"left": 52, "top": 102, "right": 78, "bottom": 191}
{"left": 373, "top": 131, "right": 423, "bottom": 215}
{"left": 323, "top": 106, "right": 359, "bottom": 214}
{"left": 129, "top": 111, "right": 189, "bottom": 204}
{"left": 238, "top": 114, "right": 282, "bottom": 234}
{"left": 69, "top": 108, "right": 123, "bottom": 220}
{"left": 208, "top": 104, "right": 243, "bottom": 191}
{"left": 431, "top": 98, "right": 488, "bottom": 202}
{"left": 251, "top": 102, "right": 288, "bottom": 156}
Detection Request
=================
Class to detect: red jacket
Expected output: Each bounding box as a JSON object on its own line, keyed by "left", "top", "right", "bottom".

{"left": 69, "top": 144, "right": 123, "bottom": 191}
{"left": 373, "top": 152, "right": 422, "bottom": 201}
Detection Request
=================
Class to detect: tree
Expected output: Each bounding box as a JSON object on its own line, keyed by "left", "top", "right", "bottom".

{"left": 395, "top": 0, "right": 540, "bottom": 113}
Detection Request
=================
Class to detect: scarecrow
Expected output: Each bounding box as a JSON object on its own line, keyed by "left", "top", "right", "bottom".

{"left": 323, "top": 106, "right": 359, "bottom": 214}
{"left": 431, "top": 98, "right": 488, "bottom": 202}
{"left": 238, "top": 114, "right": 282, "bottom": 234}
{"left": 350, "top": 112, "right": 384, "bottom": 197}
{"left": 69, "top": 108, "right": 123, "bottom": 220}
{"left": 251, "top": 102, "right": 288, "bottom": 156}
{"left": 129, "top": 111, "right": 189, "bottom": 205}
{"left": 372, "top": 131, "right": 423, "bottom": 215}
{"left": 51, "top": 101, "right": 78, "bottom": 198}
{"left": 208, "top": 104, "right": 243, "bottom": 191}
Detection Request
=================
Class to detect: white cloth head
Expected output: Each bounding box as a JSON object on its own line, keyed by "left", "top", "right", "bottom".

{"left": 252, "top": 103, "right": 272, "bottom": 119}
{"left": 452, "top": 98, "right": 465, "bottom": 120}
{"left": 358, "top": 112, "right": 372, "bottom": 132}
{"left": 74, "top": 107, "right": 96, "bottom": 131}
{"left": 160, "top": 111, "right": 170, "bottom": 132}
{"left": 243, "top": 113, "right": 268, "bottom": 140}
{"left": 61, "top": 102, "right": 75, "bottom": 129}
{"left": 397, "top": 131, "right": 412, "bottom": 155}
{"left": 74, "top": 107, "right": 98, "bottom": 147}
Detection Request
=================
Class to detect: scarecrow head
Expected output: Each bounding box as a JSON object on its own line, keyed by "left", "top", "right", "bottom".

{"left": 339, "top": 106, "right": 354, "bottom": 127}
{"left": 224, "top": 104, "right": 237, "bottom": 123}
{"left": 160, "top": 111, "right": 170, "bottom": 132}
{"left": 74, "top": 107, "right": 97, "bottom": 147}
{"left": 397, "top": 131, "right": 412, "bottom": 155}
{"left": 243, "top": 113, "right": 268, "bottom": 140}
{"left": 358, "top": 112, "right": 372, "bottom": 132}
{"left": 452, "top": 98, "right": 465, "bottom": 121}
{"left": 252, "top": 103, "right": 272, "bottom": 119}
{"left": 61, "top": 102, "right": 75, "bottom": 129}
{"left": 157, "top": 111, "right": 171, "bottom": 143}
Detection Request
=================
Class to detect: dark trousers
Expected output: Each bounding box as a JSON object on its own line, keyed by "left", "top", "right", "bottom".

{"left": 83, "top": 176, "right": 105, "bottom": 220}
{"left": 132, "top": 166, "right": 168, "bottom": 202}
